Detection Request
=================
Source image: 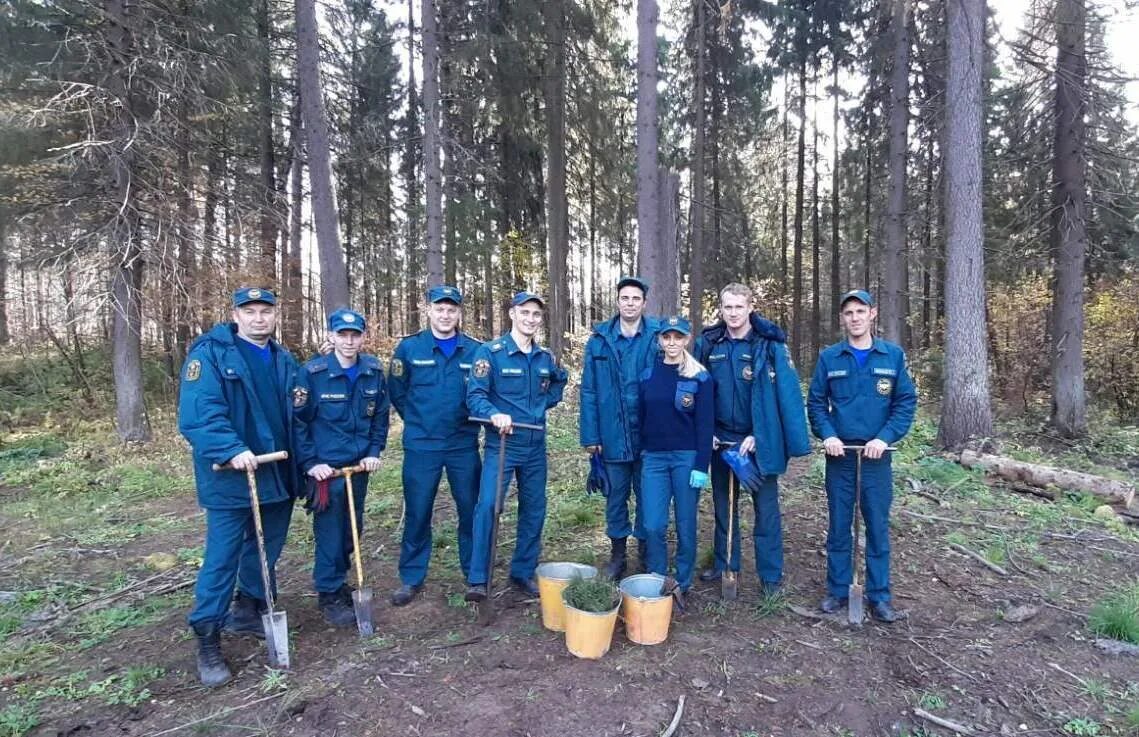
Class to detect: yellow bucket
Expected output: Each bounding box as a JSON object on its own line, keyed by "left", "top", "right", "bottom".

{"left": 562, "top": 598, "right": 620, "bottom": 659}
{"left": 535, "top": 562, "right": 598, "bottom": 632}
{"left": 619, "top": 573, "right": 673, "bottom": 645}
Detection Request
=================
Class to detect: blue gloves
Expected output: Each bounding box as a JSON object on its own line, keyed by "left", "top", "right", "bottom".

{"left": 721, "top": 448, "right": 764, "bottom": 494}
{"left": 689, "top": 470, "right": 709, "bottom": 489}
{"left": 586, "top": 454, "right": 611, "bottom": 497}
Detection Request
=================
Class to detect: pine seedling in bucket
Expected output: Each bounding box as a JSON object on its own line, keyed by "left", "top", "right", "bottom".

{"left": 561, "top": 576, "right": 620, "bottom": 660}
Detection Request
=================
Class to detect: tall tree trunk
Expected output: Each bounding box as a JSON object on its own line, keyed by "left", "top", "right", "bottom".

{"left": 544, "top": 0, "right": 569, "bottom": 357}
{"left": 939, "top": 0, "right": 993, "bottom": 449}
{"left": 0, "top": 218, "right": 10, "bottom": 345}
{"left": 830, "top": 56, "right": 841, "bottom": 336}
{"left": 792, "top": 55, "right": 807, "bottom": 366}
{"left": 688, "top": 0, "right": 707, "bottom": 331}
{"left": 881, "top": 0, "right": 910, "bottom": 345}
{"left": 780, "top": 73, "right": 790, "bottom": 324}
{"left": 655, "top": 167, "right": 681, "bottom": 314}
{"left": 297, "top": 0, "right": 349, "bottom": 312}
{"left": 174, "top": 92, "right": 195, "bottom": 375}
{"left": 405, "top": 0, "right": 421, "bottom": 331}
{"left": 201, "top": 145, "right": 220, "bottom": 331}
{"left": 636, "top": 0, "right": 664, "bottom": 314}
{"left": 921, "top": 131, "right": 934, "bottom": 348}
{"left": 1049, "top": 0, "right": 1088, "bottom": 437}
{"left": 256, "top": 0, "right": 277, "bottom": 285}
{"left": 105, "top": 0, "right": 150, "bottom": 442}
{"left": 862, "top": 112, "right": 873, "bottom": 289}
{"left": 283, "top": 95, "right": 305, "bottom": 349}
{"left": 811, "top": 75, "right": 821, "bottom": 358}
{"left": 422, "top": 0, "right": 444, "bottom": 287}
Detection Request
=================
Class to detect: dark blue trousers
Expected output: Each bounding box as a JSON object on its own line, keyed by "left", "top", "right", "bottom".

{"left": 603, "top": 459, "right": 644, "bottom": 541}
{"left": 398, "top": 445, "right": 481, "bottom": 585}
{"left": 188, "top": 501, "right": 293, "bottom": 627}
{"left": 468, "top": 434, "right": 547, "bottom": 585}
{"left": 641, "top": 450, "right": 700, "bottom": 591}
{"left": 709, "top": 452, "right": 783, "bottom": 585}
{"left": 311, "top": 473, "right": 367, "bottom": 594}
{"left": 825, "top": 452, "right": 893, "bottom": 603}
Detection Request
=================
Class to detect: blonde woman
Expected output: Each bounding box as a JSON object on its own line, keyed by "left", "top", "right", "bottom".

{"left": 636, "top": 316, "right": 714, "bottom": 594}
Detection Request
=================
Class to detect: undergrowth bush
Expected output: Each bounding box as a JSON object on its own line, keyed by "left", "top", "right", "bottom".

{"left": 1088, "top": 583, "right": 1139, "bottom": 644}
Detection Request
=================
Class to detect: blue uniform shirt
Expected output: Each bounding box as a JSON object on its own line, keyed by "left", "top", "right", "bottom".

{"left": 579, "top": 316, "right": 660, "bottom": 461}
{"left": 292, "top": 352, "right": 390, "bottom": 470}
{"left": 178, "top": 323, "right": 301, "bottom": 510}
{"left": 695, "top": 315, "right": 786, "bottom": 441}
{"left": 388, "top": 330, "right": 483, "bottom": 451}
{"left": 807, "top": 338, "right": 918, "bottom": 444}
{"left": 467, "top": 332, "right": 567, "bottom": 432}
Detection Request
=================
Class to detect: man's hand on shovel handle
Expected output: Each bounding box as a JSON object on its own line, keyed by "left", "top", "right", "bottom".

{"left": 862, "top": 439, "right": 889, "bottom": 460}
{"left": 823, "top": 437, "right": 845, "bottom": 457}
{"left": 490, "top": 413, "right": 513, "bottom": 434}
{"left": 359, "top": 457, "right": 381, "bottom": 472}
{"left": 229, "top": 450, "right": 259, "bottom": 470}
{"left": 308, "top": 463, "right": 335, "bottom": 481}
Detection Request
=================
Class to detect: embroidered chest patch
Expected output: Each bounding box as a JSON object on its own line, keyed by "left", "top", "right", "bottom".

{"left": 473, "top": 359, "right": 490, "bottom": 378}
{"left": 185, "top": 359, "right": 201, "bottom": 381}
{"left": 293, "top": 386, "right": 308, "bottom": 407}
{"left": 877, "top": 378, "right": 892, "bottom": 396}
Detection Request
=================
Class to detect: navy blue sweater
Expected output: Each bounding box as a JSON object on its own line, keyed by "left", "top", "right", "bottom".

{"left": 638, "top": 360, "right": 715, "bottom": 472}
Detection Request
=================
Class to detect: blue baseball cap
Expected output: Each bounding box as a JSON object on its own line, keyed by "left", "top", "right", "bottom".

{"left": 616, "top": 276, "right": 649, "bottom": 295}
{"left": 233, "top": 287, "right": 276, "bottom": 307}
{"left": 329, "top": 308, "right": 366, "bottom": 333}
{"left": 427, "top": 285, "right": 463, "bottom": 305}
{"left": 511, "top": 291, "right": 545, "bottom": 308}
{"left": 660, "top": 315, "right": 692, "bottom": 336}
{"left": 840, "top": 289, "right": 874, "bottom": 308}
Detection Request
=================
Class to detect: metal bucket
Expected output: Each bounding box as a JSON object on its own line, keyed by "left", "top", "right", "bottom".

{"left": 536, "top": 562, "right": 598, "bottom": 631}
{"left": 563, "top": 598, "right": 620, "bottom": 659}
{"left": 620, "top": 573, "right": 673, "bottom": 645}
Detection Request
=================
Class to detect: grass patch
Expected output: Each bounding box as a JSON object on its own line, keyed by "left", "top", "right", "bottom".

{"left": 0, "top": 703, "right": 39, "bottom": 737}
{"left": 1088, "top": 584, "right": 1139, "bottom": 644}
{"left": 753, "top": 589, "right": 787, "bottom": 619}
{"left": 74, "top": 601, "right": 169, "bottom": 649}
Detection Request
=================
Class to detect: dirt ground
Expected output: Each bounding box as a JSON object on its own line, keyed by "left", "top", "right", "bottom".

{"left": 1, "top": 418, "right": 1137, "bottom": 737}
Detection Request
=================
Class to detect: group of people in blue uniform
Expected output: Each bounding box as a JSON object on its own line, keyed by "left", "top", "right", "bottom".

{"left": 177, "top": 278, "right": 915, "bottom": 687}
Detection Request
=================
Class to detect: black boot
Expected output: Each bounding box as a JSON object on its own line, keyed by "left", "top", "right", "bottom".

{"left": 224, "top": 591, "right": 266, "bottom": 639}
{"left": 192, "top": 622, "right": 232, "bottom": 687}
{"left": 319, "top": 587, "right": 356, "bottom": 628}
{"left": 604, "top": 537, "right": 627, "bottom": 580}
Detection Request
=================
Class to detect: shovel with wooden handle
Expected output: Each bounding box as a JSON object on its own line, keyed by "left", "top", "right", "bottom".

{"left": 340, "top": 465, "right": 375, "bottom": 636}
{"left": 241, "top": 462, "right": 290, "bottom": 668}
{"left": 211, "top": 450, "right": 289, "bottom": 471}
{"left": 713, "top": 440, "right": 738, "bottom": 601}
{"left": 468, "top": 417, "right": 544, "bottom": 626}
{"left": 841, "top": 444, "right": 897, "bottom": 626}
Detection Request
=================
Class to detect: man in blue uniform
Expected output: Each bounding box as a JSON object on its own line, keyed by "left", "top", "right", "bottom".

{"left": 387, "top": 286, "right": 483, "bottom": 606}
{"left": 694, "top": 283, "right": 810, "bottom": 597}
{"left": 293, "top": 308, "right": 390, "bottom": 627}
{"left": 464, "top": 292, "right": 568, "bottom": 601}
{"left": 178, "top": 287, "right": 301, "bottom": 686}
{"left": 579, "top": 276, "right": 659, "bottom": 578}
{"left": 807, "top": 289, "right": 917, "bottom": 623}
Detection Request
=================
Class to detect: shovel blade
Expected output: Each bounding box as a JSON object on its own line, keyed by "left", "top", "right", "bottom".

{"left": 847, "top": 584, "right": 864, "bottom": 625}
{"left": 721, "top": 572, "right": 738, "bottom": 601}
{"left": 352, "top": 589, "right": 375, "bottom": 637}
{"left": 262, "top": 611, "right": 290, "bottom": 669}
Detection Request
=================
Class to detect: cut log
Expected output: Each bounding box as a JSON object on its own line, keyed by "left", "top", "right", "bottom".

{"left": 959, "top": 450, "right": 1136, "bottom": 510}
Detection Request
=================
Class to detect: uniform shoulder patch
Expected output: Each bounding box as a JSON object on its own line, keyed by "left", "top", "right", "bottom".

{"left": 185, "top": 359, "right": 201, "bottom": 382}
{"left": 306, "top": 361, "right": 327, "bottom": 374}
{"left": 390, "top": 358, "right": 405, "bottom": 377}
{"left": 473, "top": 359, "right": 491, "bottom": 378}
{"left": 489, "top": 342, "right": 503, "bottom": 352}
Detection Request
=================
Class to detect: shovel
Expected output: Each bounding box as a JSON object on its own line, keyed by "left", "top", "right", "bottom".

{"left": 340, "top": 465, "right": 375, "bottom": 636}
{"left": 841, "top": 444, "right": 897, "bottom": 626}
{"left": 468, "top": 417, "right": 544, "bottom": 626}
{"left": 242, "top": 464, "right": 290, "bottom": 668}
{"left": 714, "top": 440, "right": 738, "bottom": 602}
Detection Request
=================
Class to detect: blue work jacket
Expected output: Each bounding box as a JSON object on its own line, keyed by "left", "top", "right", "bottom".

{"left": 807, "top": 338, "right": 918, "bottom": 444}
{"left": 388, "top": 330, "right": 483, "bottom": 451}
{"left": 292, "top": 352, "right": 390, "bottom": 470}
{"left": 695, "top": 314, "right": 810, "bottom": 476}
{"left": 177, "top": 323, "right": 301, "bottom": 510}
{"left": 579, "top": 315, "right": 660, "bottom": 462}
{"left": 466, "top": 332, "right": 568, "bottom": 432}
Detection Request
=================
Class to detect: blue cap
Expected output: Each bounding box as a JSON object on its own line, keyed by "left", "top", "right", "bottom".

{"left": 233, "top": 287, "right": 276, "bottom": 307}
{"left": 427, "top": 285, "right": 463, "bottom": 305}
{"left": 660, "top": 315, "right": 692, "bottom": 336}
{"left": 616, "top": 276, "right": 649, "bottom": 295}
{"left": 511, "top": 291, "right": 545, "bottom": 308}
{"left": 329, "top": 308, "right": 366, "bottom": 333}
{"left": 840, "top": 289, "right": 874, "bottom": 308}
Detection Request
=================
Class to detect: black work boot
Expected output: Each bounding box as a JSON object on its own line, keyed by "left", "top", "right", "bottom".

{"left": 604, "top": 537, "right": 628, "bottom": 580}
{"left": 698, "top": 567, "right": 722, "bottom": 582}
{"left": 319, "top": 588, "right": 356, "bottom": 628}
{"left": 869, "top": 600, "right": 903, "bottom": 623}
{"left": 509, "top": 576, "right": 539, "bottom": 597}
{"left": 192, "top": 622, "right": 232, "bottom": 687}
{"left": 391, "top": 583, "right": 422, "bottom": 607}
{"left": 820, "top": 594, "right": 848, "bottom": 614}
{"left": 224, "top": 591, "right": 266, "bottom": 639}
{"left": 465, "top": 584, "right": 488, "bottom": 603}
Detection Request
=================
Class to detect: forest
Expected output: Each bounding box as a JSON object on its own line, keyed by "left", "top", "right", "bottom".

{"left": 1, "top": 0, "right": 1139, "bottom": 734}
